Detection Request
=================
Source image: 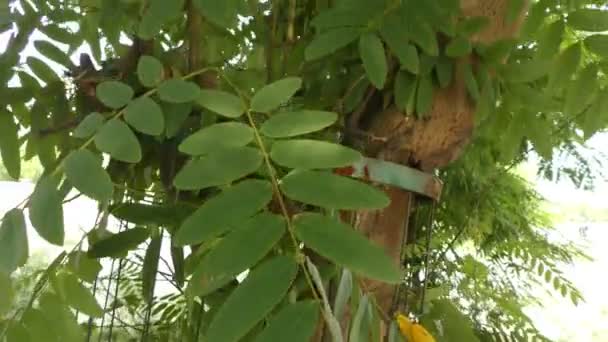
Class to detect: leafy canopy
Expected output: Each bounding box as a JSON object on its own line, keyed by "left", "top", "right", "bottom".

{"left": 0, "top": 0, "right": 605, "bottom": 341}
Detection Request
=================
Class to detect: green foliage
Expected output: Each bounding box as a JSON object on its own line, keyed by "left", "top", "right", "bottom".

{"left": 96, "top": 81, "right": 134, "bottom": 109}
{"left": 0, "top": 110, "right": 20, "bottom": 180}
{"left": 29, "top": 176, "right": 64, "bottom": 246}
{"left": 282, "top": 171, "right": 390, "bottom": 209}
{"left": 124, "top": 97, "right": 165, "bottom": 136}
{"left": 253, "top": 301, "right": 320, "bottom": 342}
{"left": 260, "top": 110, "right": 337, "bottom": 138}
{"left": 88, "top": 227, "right": 150, "bottom": 258}
{"left": 94, "top": 119, "right": 142, "bottom": 163}
{"left": 173, "top": 147, "right": 263, "bottom": 190}
{"left": 250, "top": 77, "right": 302, "bottom": 113}
{"left": 0, "top": 0, "right": 607, "bottom": 341}
{"left": 137, "top": 55, "right": 164, "bottom": 88}
{"left": 178, "top": 122, "right": 253, "bottom": 155}
{"left": 53, "top": 271, "right": 103, "bottom": 318}
{"left": 158, "top": 79, "right": 201, "bottom": 104}
{"left": 197, "top": 90, "right": 246, "bottom": 118}
{"left": 205, "top": 256, "right": 297, "bottom": 342}
{"left": 270, "top": 140, "right": 361, "bottom": 169}
{"left": 295, "top": 213, "right": 401, "bottom": 284}
{"left": 189, "top": 213, "right": 285, "bottom": 297}
{"left": 174, "top": 179, "right": 272, "bottom": 246}
{"left": 0, "top": 210, "right": 28, "bottom": 275}
{"left": 63, "top": 150, "right": 113, "bottom": 203}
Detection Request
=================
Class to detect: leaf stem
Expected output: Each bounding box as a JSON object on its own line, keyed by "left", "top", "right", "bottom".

{"left": 244, "top": 108, "right": 320, "bottom": 301}
{"left": 219, "top": 71, "right": 320, "bottom": 301}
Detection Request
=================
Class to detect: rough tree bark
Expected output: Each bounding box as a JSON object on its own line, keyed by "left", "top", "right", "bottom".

{"left": 347, "top": 0, "right": 529, "bottom": 338}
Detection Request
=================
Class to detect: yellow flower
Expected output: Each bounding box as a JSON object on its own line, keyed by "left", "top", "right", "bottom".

{"left": 397, "top": 314, "right": 436, "bottom": 342}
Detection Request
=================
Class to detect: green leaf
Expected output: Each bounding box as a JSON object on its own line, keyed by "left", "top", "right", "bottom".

{"left": 445, "top": 36, "right": 472, "bottom": 57}
{"left": 349, "top": 294, "right": 370, "bottom": 342}
{"left": 305, "top": 28, "right": 360, "bottom": 61}
{"left": 479, "top": 39, "right": 516, "bottom": 65}
{"left": 463, "top": 63, "right": 480, "bottom": 102}
{"left": 88, "top": 227, "right": 150, "bottom": 258}
{"left": 179, "top": 122, "right": 253, "bottom": 155}
{"left": 304, "top": 258, "right": 344, "bottom": 342}
{"left": 29, "top": 177, "right": 64, "bottom": 246}
{"left": 142, "top": 235, "right": 162, "bottom": 304}
{"left": 548, "top": 43, "right": 581, "bottom": 90}
{"left": 195, "top": 0, "right": 240, "bottom": 28}
{"left": 34, "top": 40, "right": 72, "bottom": 67}
{"left": 520, "top": 1, "right": 546, "bottom": 39}
{"left": 421, "top": 299, "right": 480, "bottom": 342}
{"left": 564, "top": 64, "right": 598, "bottom": 116}
{"left": 55, "top": 271, "right": 103, "bottom": 317}
{"left": 408, "top": 20, "right": 438, "bottom": 56}
{"left": 95, "top": 81, "right": 134, "bottom": 109}
{"left": 174, "top": 146, "right": 262, "bottom": 190}
{"left": 388, "top": 321, "right": 405, "bottom": 342}
{"left": 397, "top": 44, "right": 420, "bottom": 74}
{"left": 254, "top": 301, "right": 320, "bottom": 342}
{"left": 137, "top": 55, "right": 164, "bottom": 88}
{"left": 124, "top": 97, "right": 165, "bottom": 135}
{"left": 22, "top": 308, "right": 56, "bottom": 342}
{"left": 394, "top": 71, "right": 416, "bottom": 112}
{"left": 416, "top": 75, "right": 434, "bottom": 116}
{"left": 40, "top": 25, "right": 77, "bottom": 45}
{"left": 4, "top": 322, "right": 29, "bottom": 342}
{"left": 205, "top": 256, "right": 298, "bottom": 342}
{"left": 94, "top": 119, "right": 142, "bottom": 163}
{"left": 66, "top": 251, "right": 102, "bottom": 283}
{"left": 435, "top": 57, "right": 453, "bottom": 88}
{"left": 189, "top": 213, "right": 285, "bottom": 296}
{"left": 0, "top": 272, "right": 13, "bottom": 315}
{"left": 584, "top": 35, "right": 608, "bottom": 57}
{"left": 311, "top": 6, "right": 374, "bottom": 31}
{"left": 281, "top": 170, "right": 390, "bottom": 210}
{"left": 0, "top": 110, "right": 21, "bottom": 179}
{"left": 250, "top": 77, "right": 302, "bottom": 113}
{"left": 501, "top": 59, "right": 551, "bottom": 83}
{"left": 581, "top": 89, "right": 608, "bottom": 139}
{"left": 260, "top": 110, "right": 338, "bottom": 138}
{"left": 172, "top": 245, "right": 185, "bottom": 287}
{"left": 63, "top": 150, "right": 113, "bottom": 202}
{"left": 175, "top": 179, "right": 272, "bottom": 246}
{"left": 163, "top": 102, "right": 192, "bottom": 138}
{"left": 197, "top": 90, "right": 246, "bottom": 118}
{"left": 138, "top": 0, "right": 185, "bottom": 39}
{"left": 270, "top": 140, "right": 361, "bottom": 169}
{"left": 333, "top": 269, "right": 353, "bottom": 320}
{"left": 0, "top": 209, "right": 28, "bottom": 274}
{"left": 568, "top": 9, "right": 608, "bottom": 32}
{"left": 380, "top": 23, "right": 419, "bottom": 74}
{"left": 158, "top": 79, "right": 201, "bottom": 103}
{"left": 38, "top": 292, "right": 83, "bottom": 342}
{"left": 536, "top": 20, "right": 564, "bottom": 59}
{"left": 73, "top": 112, "right": 104, "bottom": 138}
{"left": 359, "top": 33, "right": 387, "bottom": 89}
{"left": 456, "top": 16, "right": 490, "bottom": 36}
{"left": 110, "top": 202, "right": 194, "bottom": 227}
{"left": 294, "top": 213, "right": 401, "bottom": 284}
{"left": 27, "top": 56, "right": 61, "bottom": 84}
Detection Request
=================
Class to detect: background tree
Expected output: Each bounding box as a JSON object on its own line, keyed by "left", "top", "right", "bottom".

{"left": 0, "top": 0, "right": 605, "bottom": 341}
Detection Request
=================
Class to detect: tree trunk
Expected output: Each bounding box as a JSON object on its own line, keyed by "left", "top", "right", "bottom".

{"left": 349, "top": 0, "right": 529, "bottom": 336}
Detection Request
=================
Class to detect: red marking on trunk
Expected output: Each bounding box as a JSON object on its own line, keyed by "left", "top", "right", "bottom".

{"left": 334, "top": 166, "right": 355, "bottom": 177}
